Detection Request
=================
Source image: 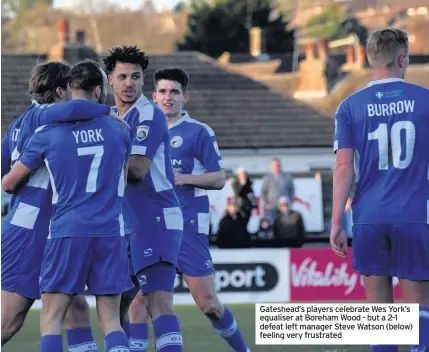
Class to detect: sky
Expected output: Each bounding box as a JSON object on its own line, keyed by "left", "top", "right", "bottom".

{"left": 53, "top": 0, "right": 184, "bottom": 11}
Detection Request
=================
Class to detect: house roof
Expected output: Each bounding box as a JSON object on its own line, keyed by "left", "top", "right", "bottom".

{"left": 1, "top": 51, "right": 334, "bottom": 149}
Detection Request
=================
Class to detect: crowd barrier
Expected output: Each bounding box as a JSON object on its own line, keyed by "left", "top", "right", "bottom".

{"left": 30, "top": 247, "right": 402, "bottom": 309}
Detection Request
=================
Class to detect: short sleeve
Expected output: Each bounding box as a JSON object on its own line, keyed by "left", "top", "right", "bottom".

{"left": 334, "top": 99, "right": 354, "bottom": 153}
{"left": 19, "top": 128, "right": 48, "bottom": 170}
{"left": 194, "top": 126, "right": 224, "bottom": 172}
{"left": 130, "top": 108, "right": 166, "bottom": 161}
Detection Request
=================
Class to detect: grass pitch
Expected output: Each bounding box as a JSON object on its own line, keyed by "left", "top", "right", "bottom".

{"left": 3, "top": 304, "right": 408, "bottom": 352}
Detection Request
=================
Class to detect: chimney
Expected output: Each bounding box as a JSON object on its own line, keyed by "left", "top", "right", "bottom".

{"left": 305, "top": 40, "right": 315, "bottom": 60}
{"left": 318, "top": 39, "right": 328, "bottom": 61}
{"left": 250, "top": 27, "right": 262, "bottom": 57}
{"left": 76, "top": 31, "right": 85, "bottom": 45}
{"left": 57, "top": 19, "right": 70, "bottom": 44}
{"left": 356, "top": 45, "right": 366, "bottom": 68}
{"left": 345, "top": 45, "right": 355, "bottom": 66}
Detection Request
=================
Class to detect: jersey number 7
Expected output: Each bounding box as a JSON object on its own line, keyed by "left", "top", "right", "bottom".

{"left": 368, "top": 121, "right": 415, "bottom": 170}
{"left": 77, "top": 145, "right": 104, "bottom": 193}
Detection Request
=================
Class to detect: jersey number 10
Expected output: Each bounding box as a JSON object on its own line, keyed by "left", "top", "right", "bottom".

{"left": 368, "top": 121, "right": 415, "bottom": 170}
{"left": 77, "top": 145, "right": 104, "bottom": 193}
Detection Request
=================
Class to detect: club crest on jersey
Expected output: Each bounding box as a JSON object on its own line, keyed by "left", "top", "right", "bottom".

{"left": 171, "top": 135, "right": 183, "bottom": 148}
{"left": 136, "top": 125, "right": 149, "bottom": 141}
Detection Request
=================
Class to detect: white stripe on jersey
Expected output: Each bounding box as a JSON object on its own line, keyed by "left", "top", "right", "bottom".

{"left": 119, "top": 213, "right": 125, "bottom": 236}
{"left": 163, "top": 207, "right": 183, "bottom": 230}
{"left": 118, "top": 163, "right": 125, "bottom": 197}
{"left": 131, "top": 145, "right": 147, "bottom": 156}
{"left": 197, "top": 212, "right": 210, "bottom": 235}
{"left": 137, "top": 101, "right": 155, "bottom": 123}
{"left": 11, "top": 147, "right": 20, "bottom": 163}
{"left": 191, "top": 158, "right": 207, "bottom": 197}
{"left": 10, "top": 202, "right": 40, "bottom": 229}
{"left": 151, "top": 143, "right": 173, "bottom": 192}
{"left": 44, "top": 159, "right": 58, "bottom": 204}
{"left": 27, "top": 165, "right": 50, "bottom": 189}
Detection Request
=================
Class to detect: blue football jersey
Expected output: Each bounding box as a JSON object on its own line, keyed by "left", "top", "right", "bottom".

{"left": 2, "top": 100, "right": 110, "bottom": 231}
{"left": 334, "top": 78, "right": 429, "bottom": 224}
{"left": 19, "top": 117, "right": 130, "bottom": 237}
{"left": 169, "top": 111, "right": 224, "bottom": 234}
{"left": 121, "top": 94, "right": 183, "bottom": 233}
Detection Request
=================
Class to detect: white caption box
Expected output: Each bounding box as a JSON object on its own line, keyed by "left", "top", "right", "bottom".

{"left": 255, "top": 303, "right": 419, "bottom": 345}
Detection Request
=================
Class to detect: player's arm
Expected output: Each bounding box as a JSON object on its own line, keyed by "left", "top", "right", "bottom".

{"left": 1, "top": 162, "right": 33, "bottom": 194}
{"left": 330, "top": 101, "right": 355, "bottom": 258}
{"left": 2, "top": 130, "right": 47, "bottom": 194}
{"left": 331, "top": 103, "right": 355, "bottom": 228}
{"left": 176, "top": 170, "right": 226, "bottom": 190}
{"left": 123, "top": 161, "right": 129, "bottom": 186}
{"left": 175, "top": 127, "right": 226, "bottom": 190}
{"left": 40, "top": 100, "right": 128, "bottom": 126}
{"left": 127, "top": 109, "right": 165, "bottom": 183}
{"left": 331, "top": 149, "right": 354, "bottom": 229}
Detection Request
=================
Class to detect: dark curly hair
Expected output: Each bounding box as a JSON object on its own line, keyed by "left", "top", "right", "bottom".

{"left": 103, "top": 45, "right": 150, "bottom": 73}
{"left": 153, "top": 68, "right": 189, "bottom": 92}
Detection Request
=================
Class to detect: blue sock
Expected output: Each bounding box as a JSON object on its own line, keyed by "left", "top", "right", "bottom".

{"left": 410, "top": 306, "right": 429, "bottom": 352}
{"left": 122, "top": 322, "right": 131, "bottom": 339}
{"left": 104, "top": 330, "right": 129, "bottom": 352}
{"left": 153, "top": 315, "right": 182, "bottom": 351}
{"left": 371, "top": 346, "right": 398, "bottom": 352}
{"left": 209, "top": 307, "right": 249, "bottom": 352}
{"left": 41, "top": 334, "right": 63, "bottom": 352}
{"left": 130, "top": 323, "right": 149, "bottom": 352}
{"left": 67, "top": 328, "right": 98, "bottom": 352}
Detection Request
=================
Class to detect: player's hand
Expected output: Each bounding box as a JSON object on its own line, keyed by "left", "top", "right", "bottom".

{"left": 174, "top": 171, "right": 188, "bottom": 187}
{"left": 109, "top": 108, "right": 129, "bottom": 128}
{"left": 330, "top": 225, "right": 348, "bottom": 260}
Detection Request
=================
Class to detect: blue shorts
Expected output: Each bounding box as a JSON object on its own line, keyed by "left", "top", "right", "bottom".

{"left": 40, "top": 236, "right": 129, "bottom": 295}
{"left": 177, "top": 232, "right": 214, "bottom": 277}
{"left": 129, "top": 229, "right": 182, "bottom": 274}
{"left": 1, "top": 222, "right": 47, "bottom": 300}
{"left": 122, "top": 234, "right": 140, "bottom": 297}
{"left": 353, "top": 224, "right": 429, "bottom": 281}
{"left": 137, "top": 262, "right": 177, "bottom": 294}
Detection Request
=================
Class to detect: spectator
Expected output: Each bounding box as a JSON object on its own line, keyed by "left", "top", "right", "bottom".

{"left": 261, "top": 158, "right": 295, "bottom": 223}
{"left": 273, "top": 196, "right": 305, "bottom": 247}
{"left": 216, "top": 201, "right": 250, "bottom": 248}
{"left": 231, "top": 167, "right": 257, "bottom": 225}
{"left": 257, "top": 218, "right": 273, "bottom": 240}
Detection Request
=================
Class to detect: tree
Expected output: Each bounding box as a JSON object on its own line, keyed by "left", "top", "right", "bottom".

{"left": 303, "top": 4, "right": 344, "bottom": 40}
{"left": 272, "top": 0, "right": 319, "bottom": 21}
{"left": 173, "top": 1, "right": 187, "bottom": 13}
{"left": 1, "top": 0, "right": 53, "bottom": 51}
{"left": 1, "top": 0, "right": 53, "bottom": 19}
{"left": 178, "top": 0, "right": 294, "bottom": 58}
{"left": 331, "top": 17, "right": 368, "bottom": 45}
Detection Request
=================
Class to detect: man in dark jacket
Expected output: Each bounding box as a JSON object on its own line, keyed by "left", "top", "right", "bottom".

{"left": 273, "top": 196, "right": 305, "bottom": 247}
{"left": 216, "top": 201, "right": 250, "bottom": 248}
